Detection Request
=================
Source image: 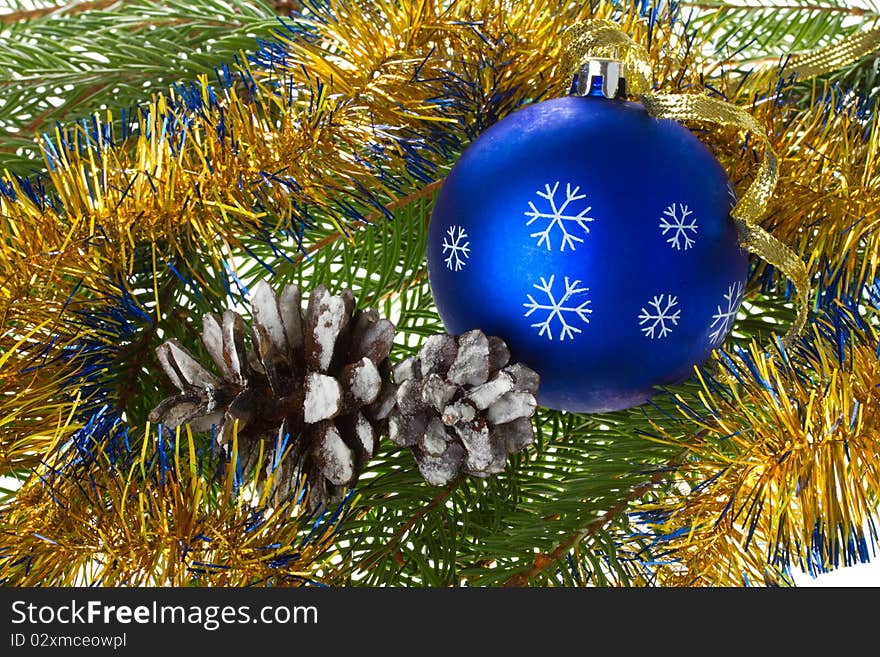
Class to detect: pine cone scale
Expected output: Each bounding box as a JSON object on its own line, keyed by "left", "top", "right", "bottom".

{"left": 303, "top": 372, "right": 342, "bottom": 424}
{"left": 313, "top": 421, "right": 356, "bottom": 487}
{"left": 202, "top": 312, "right": 233, "bottom": 380}
{"left": 339, "top": 357, "right": 382, "bottom": 411}
{"left": 251, "top": 278, "right": 290, "bottom": 356}
{"left": 494, "top": 417, "right": 535, "bottom": 454}
{"left": 304, "top": 284, "right": 349, "bottom": 373}
{"left": 418, "top": 334, "right": 458, "bottom": 376}
{"left": 421, "top": 373, "right": 457, "bottom": 412}
{"left": 485, "top": 391, "right": 537, "bottom": 425}
{"left": 148, "top": 395, "right": 205, "bottom": 430}
{"left": 278, "top": 283, "right": 304, "bottom": 351}
{"left": 447, "top": 330, "right": 489, "bottom": 387}
{"left": 350, "top": 311, "right": 395, "bottom": 365}
{"left": 417, "top": 442, "right": 466, "bottom": 486}
{"left": 156, "top": 339, "right": 220, "bottom": 391}
{"left": 419, "top": 418, "right": 448, "bottom": 456}
{"left": 466, "top": 371, "right": 513, "bottom": 410}
{"left": 457, "top": 420, "right": 492, "bottom": 472}
{"left": 221, "top": 309, "right": 250, "bottom": 385}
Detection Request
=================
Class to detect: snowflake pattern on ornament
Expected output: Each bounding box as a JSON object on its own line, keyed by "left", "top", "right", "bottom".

{"left": 525, "top": 182, "right": 593, "bottom": 252}
{"left": 659, "top": 203, "right": 698, "bottom": 251}
{"left": 708, "top": 281, "right": 744, "bottom": 345}
{"left": 523, "top": 275, "right": 592, "bottom": 341}
{"left": 638, "top": 294, "right": 681, "bottom": 339}
{"left": 442, "top": 225, "right": 471, "bottom": 271}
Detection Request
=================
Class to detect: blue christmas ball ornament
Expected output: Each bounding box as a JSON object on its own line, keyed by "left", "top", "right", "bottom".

{"left": 427, "top": 62, "right": 747, "bottom": 413}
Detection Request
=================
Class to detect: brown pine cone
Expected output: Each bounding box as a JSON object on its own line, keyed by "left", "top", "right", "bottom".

{"left": 386, "top": 330, "right": 540, "bottom": 486}
{"left": 148, "top": 280, "right": 395, "bottom": 512}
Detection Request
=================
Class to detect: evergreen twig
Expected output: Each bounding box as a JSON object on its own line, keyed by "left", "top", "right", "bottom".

{"left": 503, "top": 455, "right": 685, "bottom": 586}
{"left": 682, "top": 1, "right": 872, "bottom": 15}
{"left": 0, "top": 0, "right": 280, "bottom": 174}
{"left": 0, "top": 1, "right": 118, "bottom": 25}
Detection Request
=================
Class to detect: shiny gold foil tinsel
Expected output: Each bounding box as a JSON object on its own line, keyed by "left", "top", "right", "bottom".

{"left": 0, "top": 1, "right": 660, "bottom": 477}
{"left": 633, "top": 315, "right": 880, "bottom": 586}
{"left": 0, "top": 427, "right": 343, "bottom": 586}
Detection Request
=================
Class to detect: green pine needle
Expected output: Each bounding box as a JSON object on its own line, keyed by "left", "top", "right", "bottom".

{"left": 0, "top": 0, "right": 280, "bottom": 175}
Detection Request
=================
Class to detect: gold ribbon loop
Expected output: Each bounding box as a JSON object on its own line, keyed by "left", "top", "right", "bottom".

{"left": 737, "top": 222, "right": 811, "bottom": 342}
{"left": 561, "top": 19, "right": 652, "bottom": 95}
{"left": 640, "top": 93, "right": 808, "bottom": 342}
{"left": 639, "top": 94, "right": 776, "bottom": 225}
{"left": 563, "top": 21, "right": 811, "bottom": 345}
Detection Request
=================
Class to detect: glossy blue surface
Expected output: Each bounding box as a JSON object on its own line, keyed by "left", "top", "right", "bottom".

{"left": 427, "top": 96, "right": 747, "bottom": 413}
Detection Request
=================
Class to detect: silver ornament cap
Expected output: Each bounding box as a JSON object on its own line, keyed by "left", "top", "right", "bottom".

{"left": 573, "top": 58, "right": 625, "bottom": 99}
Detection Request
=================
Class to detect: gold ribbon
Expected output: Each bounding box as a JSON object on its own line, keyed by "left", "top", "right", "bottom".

{"left": 563, "top": 19, "right": 831, "bottom": 344}
{"left": 787, "top": 24, "right": 880, "bottom": 81}
{"left": 640, "top": 93, "right": 810, "bottom": 342}
{"left": 561, "top": 20, "right": 652, "bottom": 95}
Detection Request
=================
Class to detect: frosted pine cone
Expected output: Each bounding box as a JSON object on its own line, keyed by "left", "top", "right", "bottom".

{"left": 148, "top": 280, "right": 395, "bottom": 512}
{"left": 386, "top": 330, "right": 539, "bottom": 485}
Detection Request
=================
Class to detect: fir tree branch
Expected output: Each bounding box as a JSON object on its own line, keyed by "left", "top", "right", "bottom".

{"left": 0, "top": 0, "right": 119, "bottom": 25}
{"left": 115, "top": 271, "right": 180, "bottom": 417}
{"left": 691, "top": 0, "right": 878, "bottom": 67}
{"left": 0, "top": 427, "right": 344, "bottom": 586}
{"left": 226, "top": 162, "right": 710, "bottom": 587}
{"left": 682, "top": 1, "right": 874, "bottom": 16}
{"left": 286, "top": 178, "right": 446, "bottom": 271}
{"left": 6, "top": 0, "right": 875, "bottom": 588}
{"left": 502, "top": 453, "right": 685, "bottom": 586}
{"left": 351, "top": 483, "right": 457, "bottom": 574}
{"left": 0, "top": 0, "right": 280, "bottom": 174}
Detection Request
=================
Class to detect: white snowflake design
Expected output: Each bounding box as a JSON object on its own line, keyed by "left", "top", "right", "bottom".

{"left": 638, "top": 294, "right": 681, "bottom": 339}
{"left": 523, "top": 275, "right": 592, "bottom": 341}
{"left": 525, "top": 182, "right": 593, "bottom": 252}
{"left": 442, "top": 225, "right": 471, "bottom": 271}
{"left": 708, "top": 281, "right": 744, "bottom": 345}
{"left": 659, "top": 203, "right": 698, "bottom": 251}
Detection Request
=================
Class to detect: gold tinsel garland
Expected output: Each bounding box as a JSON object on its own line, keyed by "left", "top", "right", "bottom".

{"left": 0, "top": 0, "right": 878, "bottom": 585}
{"left": 634, "top": 313, "right": 880, "bottom": 586}
{"left": 1, "top": 427, "right": 345, "bottom": 586}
